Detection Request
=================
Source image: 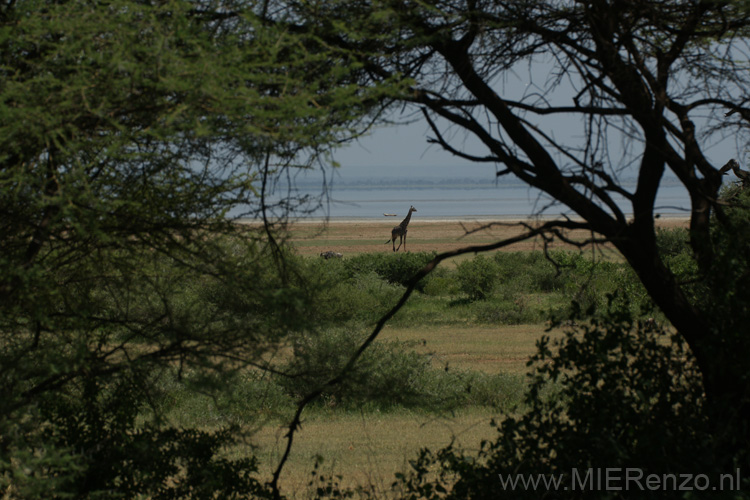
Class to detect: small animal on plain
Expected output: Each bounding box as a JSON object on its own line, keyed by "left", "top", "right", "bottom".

{"left": 320, "top": 251, "right": 343, "bottom": 259}
{"left": 385, "top": 205, "right": 417, "bottom": 252}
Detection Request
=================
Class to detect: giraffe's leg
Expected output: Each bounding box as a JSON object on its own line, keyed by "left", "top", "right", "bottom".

{"left": 403, "top": 230, "right": 407, "bottom": 252}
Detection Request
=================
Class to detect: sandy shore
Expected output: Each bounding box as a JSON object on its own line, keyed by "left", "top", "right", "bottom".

{"left": 286, "top": 215, "right": 690, "bottom": 257}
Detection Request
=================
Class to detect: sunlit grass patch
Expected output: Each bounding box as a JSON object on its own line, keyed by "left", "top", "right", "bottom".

{"left": 379, "top": 324, "right": 562, "bottom": 375}
{"left": 249, "top": 408, "right": 500, "bottom": 495}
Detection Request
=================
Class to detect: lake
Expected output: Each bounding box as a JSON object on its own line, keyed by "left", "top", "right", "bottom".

{"left": 259, "top": 173, "right": 693, "bottom": 220}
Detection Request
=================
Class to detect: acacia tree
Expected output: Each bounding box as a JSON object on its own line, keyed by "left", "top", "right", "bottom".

{"left": 283, "top": 0, "right": 750, "bottom": 461}
{"left": 0, "top": 0, "right": 403, "bottom": 496}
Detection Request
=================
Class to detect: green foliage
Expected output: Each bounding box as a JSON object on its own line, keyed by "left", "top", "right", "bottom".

{"left": 656, "top": 226, "right": 691, "bottom": 257}
{"left": 701, "top": 188, "right": 750, "bottom": 455}
{"left": 656, "top": 227, "right": 699, "bottom": 281}
{"left": 395, "top": 299, "right": 714, "bottom": 500}
{"left": 303, "top": 251, "right": 651, "bottom": 328}
{"left": 153, "top": 369, "right": 296, "bottom": 427}
{"left": 422, "top": 267, "right": 461, "bottom": 296}
{"left": 493, "top": 251, "right": 563, "bottom": 294}
{"left": 418, "top": 369, "right": 526, "bottom": 413}
{"left": 344, "top": 252, "right": 436, "bottom": 290}
{"left": 456, "top": 255, "right": 498, "bottom": 301}
{"left": 470, "top": 297, "right": 546, "bottom": 325}
{"left": 275, "top": 329, "right": 526, "bottom": 413}
{"left": 0, "top": 240, "right": 307, "bottom": 497}
{"left": 707, "top": 188, "right": 750, "bottom": 322}
{"left": 0, "top": 0, "right": 406, "bottom": 495}
{"left": 312, "top": 268, "right": 406, "bottom": 324}
{"left": 303, "top": 252, "right": 438, "bottom": 325}
{"left": 10, "top": 376, "right": 274, "bottom": 500}
{"left": 278, "top": 329, "right": 436, "bottom": 410}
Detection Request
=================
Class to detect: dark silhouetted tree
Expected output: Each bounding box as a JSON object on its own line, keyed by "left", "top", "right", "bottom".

{"left": 282, "top": 0, "right": 750, "bottom": 470}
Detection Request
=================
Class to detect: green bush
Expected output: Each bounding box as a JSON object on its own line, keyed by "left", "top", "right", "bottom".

{"left": 277, "top": 329, "right": 436, "bottom": 410}
{"left": 418, "top": 369, "right": 527, "bottom": 412}
{"left": 388, "top": 293, "right": 465, "bottom": 326}
{"left": 422, "top": 267, "right": 460, "bottom": 296}
{"left": 276, "top": 328, "right": 528, "bottom": 413}
{"left": 494, "top": 251, "right": 563, "bottom": 294}
{"left": 305, "top": 253, "right": 351, "bottom": 286}
{"left": 395, "top": 299, "right": 713, "bottom": 500}
{"left": 34, "top": 376, "right": 273, "bottom": 499}
{"left": 544, "top": 251, "right": 627, "bottom": 314}
{"left": 153, "top": 369, "right": 295, "bottom": 426}
{"left": 312, "top": 270, "right": 405, "bottom": 324}
{"left": 305, "top": 250, "right": 657, "bottom": 329}
{"left": 471, "top": 297, "right": 546, "bottom": 325}
{"left": 344, "top": 251, "right": 435, "bottom": 290}
{"left": 456, "top": 254, "right": 498, "bottom": 301}
{"left": 656, "top": 226, "right": 691, "bottom": 257}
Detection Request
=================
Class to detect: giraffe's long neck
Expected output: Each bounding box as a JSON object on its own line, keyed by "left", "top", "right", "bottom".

{"left": 400, "top": 210, "right": 413, "bottom": 230}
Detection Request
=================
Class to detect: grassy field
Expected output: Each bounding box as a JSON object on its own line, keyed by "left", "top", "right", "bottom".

{"left": 252, "top": 406, "right": 501, "bottom": 495}
{"left": 378, "top": 324, "right": 560, "bottom": 375}
{"left": 181, "top": 218, "right": 689, "bottom": 496}
{"left": 247, "top": 323, "right": 560, "bottom": 495}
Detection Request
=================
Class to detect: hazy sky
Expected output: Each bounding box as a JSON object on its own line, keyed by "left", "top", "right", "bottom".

{"left": 335, "top": 121, "right": 476, "bottom": 168}
{"left": 332, "top": 112, "right": 744, "bottom": 184}
{"left": 330, "top": 120, "right": 498, "bottom": 181}
{"left": 331, "top": 55, "right": 744, "bottom": 183}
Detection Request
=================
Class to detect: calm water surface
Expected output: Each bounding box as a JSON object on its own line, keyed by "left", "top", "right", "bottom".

{"left": 273, "top": 182, "right": 692, "bottom": 220}
{"left": 248, "top": 162, "right": 697, "bottom": 220}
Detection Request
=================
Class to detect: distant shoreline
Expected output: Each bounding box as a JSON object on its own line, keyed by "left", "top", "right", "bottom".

{"left": 242, "top": 213, "right": 692, "bottom": 225}
{"left": 280, "top": 214, "right": 690, "bottom": 257}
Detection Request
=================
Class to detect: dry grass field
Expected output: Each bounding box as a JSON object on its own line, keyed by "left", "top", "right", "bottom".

{"left": 250, "top": 323, "right": 569, "bottom": 495}
{"left": 286, "top": 217, "right": 689, "bottom": 258}
{"left": 378, "top": 324, "right": 558, "bottom": 375}
{"left": 253, "top": 407, "right": 500, "bottom": 496}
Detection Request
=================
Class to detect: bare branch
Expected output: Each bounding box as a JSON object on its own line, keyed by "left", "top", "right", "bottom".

{"left": 421, "top": 108, "right": 500, "bottom": 163}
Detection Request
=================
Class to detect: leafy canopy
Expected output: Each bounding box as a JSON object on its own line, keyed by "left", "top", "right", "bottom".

{"left": 0, "top": 0, "right": 407, "bottom": 497}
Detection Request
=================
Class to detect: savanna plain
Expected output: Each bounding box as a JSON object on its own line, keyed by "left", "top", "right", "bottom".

{"left": 177, "top": 217, "right": 689, "bottom": 496}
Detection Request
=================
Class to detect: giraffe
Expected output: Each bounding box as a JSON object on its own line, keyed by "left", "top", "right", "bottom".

{"left": 385, "top": 205, "right": 417, "bottom": 252}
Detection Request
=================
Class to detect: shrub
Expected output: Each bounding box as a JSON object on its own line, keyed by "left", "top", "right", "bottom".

{"left": 546, "top": 251, "right": 627, "bottom": 314}
{"left": 154, "top": 369, "right": 295, "bottom": 426}
{"left": 276, "top": 328, "right": 529, "bottom": 413}
{"left": 472, "top": 297, "right": 545, "bottom": 325}
{"left": 395, "top": 298, "right": 713, "bottom": 500}
{"left": 388, "top": 293, "right": 465, "bottom": 326}
{"left": 277, "top": 329, "right": 436, "bottom": 410}
{"left": 422, "top": 267, "right": 460, "bottom": 296}
{"left": 456, "top": 255, "right": 498, "bottom": 301}
{"left": 312, "top": 270, "right": 405, "bottom": 324}
{"left": 344, "top": 252, "right": 436, "bottom": 290}
{"left": 656, "top": 225, "right": 691, "bottom": 257}
{"left": 494, "top": 251, "right": 562, "bottom": 294}
{"left": 34, "top": 376, "right": 273, "bottom": 499}
{"left": 305, "top": 254, "right": 351, "bottom": 286}
{"left": 418, "top": 369, "right": 527, "bottom": 412}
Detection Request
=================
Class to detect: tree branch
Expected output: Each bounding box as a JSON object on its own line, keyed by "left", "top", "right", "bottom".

{"left": 268, "top": 219, "right": 591, "bottom": 499}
